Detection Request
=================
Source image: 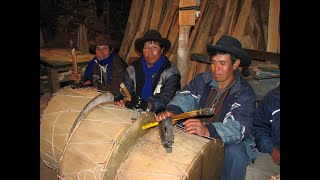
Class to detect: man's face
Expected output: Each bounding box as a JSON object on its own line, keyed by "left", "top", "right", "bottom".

{"left": 210, "top": 53, "right": 239, "bottom": 83}
{"left": 95, "top": 45, "right": 111, "bottom": 60}
{"left": 142, "top": 41, "right": 163, "bottom": 67}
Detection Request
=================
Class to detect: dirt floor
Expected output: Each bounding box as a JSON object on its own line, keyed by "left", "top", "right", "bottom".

{"left": 40, "top": 160, "right": 59, "bottom": 180}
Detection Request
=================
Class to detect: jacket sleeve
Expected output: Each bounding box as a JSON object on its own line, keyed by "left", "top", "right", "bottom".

{"left": 253, "top": 93, "right": 275, "bottom": 154}
{"left": 113, "top": 66, "right": 134, "bottom": 101}
{"left": 82, "top": 59, "right": 95, "bottom": 82}
{"left": 166, "top": 74, "right": 203, "bottom": 114}
{"left": 100, "top": 56, "right": 128, "bottom": 94}
{"left": 207, "top": 86, "right": 256, "bottom": 144}
{"left": 148, "top": 66, "right": 181, "bottom": 114}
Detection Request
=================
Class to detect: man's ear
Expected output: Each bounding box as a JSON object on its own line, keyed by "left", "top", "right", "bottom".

{"left": 233, "top": 59, "right": 240, "bottom": 70}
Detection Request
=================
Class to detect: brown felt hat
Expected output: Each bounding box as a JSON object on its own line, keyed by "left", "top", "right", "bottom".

{"left": 134, "top": 30, "right": 171, "bottom": 53}
{"left": 89, "top": 35, "right": 121, "bottom": 52}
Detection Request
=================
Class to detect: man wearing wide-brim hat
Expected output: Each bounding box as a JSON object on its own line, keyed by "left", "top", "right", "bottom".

{"left": 114, "top": 29, "right": 181, "bottom": 114}
{"left": 71, "top": 35, "right": 127, "bottom": 93}
{"left": 154, "top": 35, "right": 257, "bottom": 180}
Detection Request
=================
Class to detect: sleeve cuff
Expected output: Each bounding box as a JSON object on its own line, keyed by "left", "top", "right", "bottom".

{"left": 166, "top": 105, "right": 184, "bottom": 115}
{"left": 204, "top": 124, "right": 221, "bottom": 140}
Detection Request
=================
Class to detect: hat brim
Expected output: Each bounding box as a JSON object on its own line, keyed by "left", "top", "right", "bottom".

{"left": 135, "top": 37, "right": 171, "bottom": 53}
{"left": 207, "top": 43, "right": 251, "bottom": 67}
{"left": 89, "top": 40, "right": 121, "bottom": 53}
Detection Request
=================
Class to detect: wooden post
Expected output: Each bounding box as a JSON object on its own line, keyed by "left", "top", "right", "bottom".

{"left": 178, "top": 26, "right": 191, "bottom": 87}
{"left": 48, "top": 68, "right": 60, "bottom": 94}
{"left": 178, "top": 0, "right": 198, "bottom": 87}
{"left": 267, "top": 0, "right": 280, "bottom": 53}
{"left": 77, "top": 24, "right": 89, "bottom": 53}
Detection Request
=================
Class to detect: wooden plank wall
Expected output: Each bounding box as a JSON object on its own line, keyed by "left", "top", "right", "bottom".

{"left": 118, "top": 0, "right": 280, "bottom": 84}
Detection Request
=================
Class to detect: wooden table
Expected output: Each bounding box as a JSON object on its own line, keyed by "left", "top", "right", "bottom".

{"left": 40, "top": 48, "right": 94, "bottom": 94}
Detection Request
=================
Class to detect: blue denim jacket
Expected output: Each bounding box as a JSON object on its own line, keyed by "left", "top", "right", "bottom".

{"left": 166, "top": 70, "right": 258, "bottom": 160}
{"left": 254, "top": 85, "right": 280, "bottom": 155}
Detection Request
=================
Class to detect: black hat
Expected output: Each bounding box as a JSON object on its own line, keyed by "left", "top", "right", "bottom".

{"left": 207, "top": 35, "right": 251, "bottom": 67}
{"left": 134, "top": 30, "right": 171, "bottom": 53}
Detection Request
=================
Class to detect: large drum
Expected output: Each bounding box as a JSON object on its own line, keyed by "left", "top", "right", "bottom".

{"left": 114, "top": 127, "right": 224, "bottom": 180}
{"left": 40, "top": 86, "right": 111, "bottom": 170}
{"left": 59, "top": 104, "right": 154, "bottom": 180}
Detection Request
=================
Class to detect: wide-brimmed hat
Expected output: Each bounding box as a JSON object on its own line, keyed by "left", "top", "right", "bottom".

{"left": 207, "top": 35, "right": 251, "bottom": 67}
{"left": 134, "top": 30, "right": 171, "bottom": 53}
{"left": 89, "top": 35, "right": 121, "bottom": 52}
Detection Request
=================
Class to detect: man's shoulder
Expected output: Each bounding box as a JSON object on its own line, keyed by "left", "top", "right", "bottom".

{"left": 113, "top": 54, "right": 128, "bottom": 67}
{"left": 129, "top": 57, "right": 142, "bottom": 67}
{"left": 233, "top": 75, "right": 256, "bottom": 98}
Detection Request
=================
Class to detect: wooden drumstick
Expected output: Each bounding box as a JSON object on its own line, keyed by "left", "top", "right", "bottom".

{"left": 120, "top": 82, "right": 132, "bottom": 101}
{"left": 71, "top": 48, "right": 80, "bottom": 83}
{"left": 142, "top": 108, "right": 214, "bottom": 130}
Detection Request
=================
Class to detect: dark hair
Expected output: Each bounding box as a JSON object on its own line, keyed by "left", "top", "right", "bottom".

{"left": 144, "top": 40, "right": 164, "bottom": 50}
{"left": 211, "top": 50, "right": 238, "bottom": 64}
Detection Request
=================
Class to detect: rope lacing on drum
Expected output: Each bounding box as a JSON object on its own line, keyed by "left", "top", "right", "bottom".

{"left": 56, "top": 164, "right": 106, "bottom": 180}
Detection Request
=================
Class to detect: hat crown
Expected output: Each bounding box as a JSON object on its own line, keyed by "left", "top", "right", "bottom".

{"left": 216, "top": 35, "right": 242, "bottom": 49}
{"left": 95, "top": 35, "right": 112, "bottom": 45}
{"left": 142, "top": 30, "right": 162, "bottom": 39}
{"left": 134, "top": 29, "right": 171, "bottom": 53}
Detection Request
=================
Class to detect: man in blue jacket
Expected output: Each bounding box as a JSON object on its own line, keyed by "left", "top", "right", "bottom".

{"left": 154, "top": 35, "right": 257, "bottom": 180}
{"left": 245, "top": 85, "right": 280, "bottom": 180}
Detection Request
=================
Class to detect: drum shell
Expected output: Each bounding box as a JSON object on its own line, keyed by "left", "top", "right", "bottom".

{"left": 59, "top": 104, "right": 155, "bottom": 180}
{"left": 114, "top": 127, "right": 224, "bottom": 180}
{"left": 40, "top": 86, "right": 102, "bottom": 170}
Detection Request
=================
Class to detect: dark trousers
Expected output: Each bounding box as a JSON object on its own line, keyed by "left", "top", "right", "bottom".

{"left": 221, "top": 142, "right": 251, "bottom": 180}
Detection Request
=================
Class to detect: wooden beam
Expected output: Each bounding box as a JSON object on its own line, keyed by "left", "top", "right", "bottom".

{"left": 126, "top": 0, "right": 153, "bottom": 64}
{"left": 267, "top": 0, "right": 280, "bottom": 53}
{"left": 118, "top": 0, "right": 144, "bottom": 60}
{"left": 150, "top": 0, "right": 165, "bottom": 30}
{"left": 249, "top": 0, "right": 266, "bottom": 50}
{"left": 232, "top": 0, "right": 252, "bottom": 39}
{"left": 158, "top": 0, "right": 179, "bottom": 37}
{"left": 227, "top": 0, "right": 239, "bottom": 35}
{"left": 188, "top": 0, "right": 220, "bottom": 83}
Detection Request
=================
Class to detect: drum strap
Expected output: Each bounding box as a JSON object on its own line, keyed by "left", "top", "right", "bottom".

{"left": 200, "top": 83, "right": 233, "bottom": 123}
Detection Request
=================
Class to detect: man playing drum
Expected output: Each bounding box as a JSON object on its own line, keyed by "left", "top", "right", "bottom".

{"left": 154, "top": 35, "right": 258, "bottom": 180}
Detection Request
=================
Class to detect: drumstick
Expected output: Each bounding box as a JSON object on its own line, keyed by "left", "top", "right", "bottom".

{"left": 71, "top": 48, "right": 80, "bottom": 83}
{"left": 120, "top": 82, "right": 132, "bottom": 101}
{"left": 142, "top": 108, "right": 214, "bottom": 130}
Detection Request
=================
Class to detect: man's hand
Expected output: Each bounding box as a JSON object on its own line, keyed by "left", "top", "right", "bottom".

{"left": 71, "top": 70, "right": 81, "bottom": 82}
{"left": 271, "top": 148, "right": 280, "bottom": 165}
{"left": 183, "top": 119, "right": 210, "bottom": 137}
{"left": 114, "top": 97, "right": 130, "bottom": 108}
{"left": 153, "top": 111, "right": 175, "bottom": 122}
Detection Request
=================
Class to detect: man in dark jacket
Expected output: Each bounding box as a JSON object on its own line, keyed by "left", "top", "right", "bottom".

{"left": 114, "top": 30, "right": 181, "bottom": 114}
{"left": 154, "top": 35, "right": 257, "bottom": 180}
{"left": 245, "top": 85, "right": 280, "bottom": 180}
{"left": 71, "top": 35, "right": 128, "bottom": 93}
